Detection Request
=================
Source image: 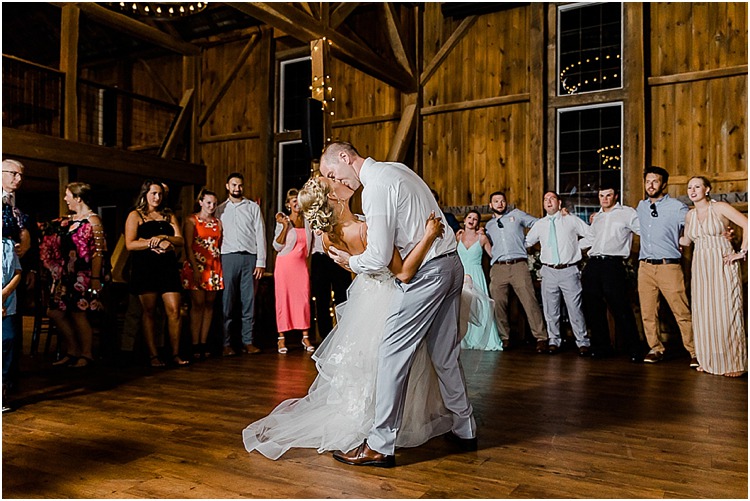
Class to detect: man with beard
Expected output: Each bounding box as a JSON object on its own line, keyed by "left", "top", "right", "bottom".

{"left": 635, "top": 166, "right": 696, "bottom": 366}
{"left": 217, "top": 172, "right": 266, "bottom": 356}
{"left": 484, "top": 191, "right": 548, "bottom": 352}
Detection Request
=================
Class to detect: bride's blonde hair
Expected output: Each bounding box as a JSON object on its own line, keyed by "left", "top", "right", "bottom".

{"left": 298, "top": 177, "right": 336, "bottom": 232}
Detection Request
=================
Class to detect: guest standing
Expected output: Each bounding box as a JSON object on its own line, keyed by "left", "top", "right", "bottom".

{"left": 635, "top": 166, "right": 696, "bottom": 365}
{"left": 456, "top": 210, "right": 502, "bottom": 351}
{"left": 679, "top": 176, "right": 747, "bottom": 377}
{"left": 2, "top": 236, "right": 22, "bottom": 412}
{"left": 216, "top": 172, "right": 266, "bottom": 356}
{"left": 273, "top": 189, "right": 314, "bottom": 354}
{"left": 39, "top": 183, "right": 106, "bottom": 368}
{"left": 181, "top": 189, "right": 223, "bottom": 361}
{"left": 125, "top": 180, "right": 187, "bottom": 367}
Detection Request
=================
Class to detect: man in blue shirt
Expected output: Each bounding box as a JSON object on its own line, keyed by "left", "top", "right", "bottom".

{"left": 635, "top": 166, "right": 696, "bottom": 366}
{"left": 2, "top": 236, "right": 22, "bottom": 412}
{"left": 484, "top": 191, "right": 548, "bottom": 352}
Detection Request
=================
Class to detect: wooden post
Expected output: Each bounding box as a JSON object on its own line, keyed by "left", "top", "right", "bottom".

{"left": 623, "top": 3, "right": 647, "bottom": 207}
{"left": 60, "top": 4, "right": 79, "bottom": 216}
{"left": 528, "top": 3, "right": 546, "bottom": 213}
{"left": 310, "top": 37, "right": 332, "bottom": 154}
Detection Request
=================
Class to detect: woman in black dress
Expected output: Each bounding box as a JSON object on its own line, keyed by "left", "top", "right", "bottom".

{"left": 125, "top": 180, "right": 187, "bottom": 367}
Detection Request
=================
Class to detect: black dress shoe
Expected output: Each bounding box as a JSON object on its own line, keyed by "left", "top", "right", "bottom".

{"left": 333, "top": 440, "right": 395, "bottom": 468}
{"left": 578, "top": 346, "right": 591, "bottom": 357}
{"left": 443, "top": 431, "right": 478, "bottom": 451}
{"left": 536, "top": 340, "right": 548, "bottom": 353}
{"left": 548, "top": 345, "right": 561, "bottom": 355}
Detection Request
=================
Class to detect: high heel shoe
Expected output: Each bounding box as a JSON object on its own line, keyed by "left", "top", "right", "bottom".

{"left": 301, "top": 335, "right": 315, "bottom": 353}
{"left": 277, "top": 336, "right": 288, "bottom": 354}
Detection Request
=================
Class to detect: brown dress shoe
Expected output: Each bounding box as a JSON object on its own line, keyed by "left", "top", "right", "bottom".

{"left": 536, "top": 340, "right": 548, "bottom": 353}
{"left": 333, "top": 440, "right": 395, "bottom": 468}
{"left": 222, "top": 346, "right": 237, "bottom": 357}
{"left": 548, "top": 344, "right": 560, "bottom": 355}
{"left": 244, "top": 344, "right": 261, "bottom": 355}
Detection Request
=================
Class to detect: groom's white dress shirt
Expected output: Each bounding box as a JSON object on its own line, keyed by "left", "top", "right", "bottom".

{"left": 349, "top": 157, "right": 456, "bottom": 275}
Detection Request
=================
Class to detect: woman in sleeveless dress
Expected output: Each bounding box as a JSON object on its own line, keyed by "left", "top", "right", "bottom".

{"left": 456, "top": 210, "right": 503, "bottom": 351}
{"left": 273, "top": 189, "right": 314, "bottom": 354}
{"left": 181, "top": 188, "right": 223, "bottom": 361}
{"left": 679, "top": 176, "right": 747, "bottom": 377}
{"left": 125, "top": 180, "right": 187, "bottom": 367}
{"left": 243, "top": 176, "right": 456, "bottom": 460}
{"left": 40, "top": 182, "right": 106, "bottom": 368}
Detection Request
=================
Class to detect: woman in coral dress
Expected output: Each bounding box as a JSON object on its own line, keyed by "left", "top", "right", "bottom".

{"left": 273, "top": 189, "right": 313, "bottom": 354}
{"left": 182, "top": 189, "right": 223, "bottom": 361}
{"left": 680, "top": 176, "right": 747, "bottom": 377}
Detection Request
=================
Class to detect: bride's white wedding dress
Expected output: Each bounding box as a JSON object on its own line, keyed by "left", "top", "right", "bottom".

{"left": 243, "top": 270, "right": 485, "bottom": 460}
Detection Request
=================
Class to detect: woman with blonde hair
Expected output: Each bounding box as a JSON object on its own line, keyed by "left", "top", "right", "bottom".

{"left": 181, "top": 188, "right": 223, "bottom": 360}
{"left": 273, "top": 188, "right": 313, "bottom": 354}
{"left": 679, "top": 176, "right": 747, "bottom": 377}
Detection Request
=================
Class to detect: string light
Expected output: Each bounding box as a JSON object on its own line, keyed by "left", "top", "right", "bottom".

{"left": 560, "top": 53, "right": 620, "bottom": 95}
{"left": 311, "top": 38, "right": 336, "bottom": 127}
{"left": 108, "top": 2, "right": 208, "bottom": 19}
{"left": 596, "top": 144, "right": 621, "bottom": 170}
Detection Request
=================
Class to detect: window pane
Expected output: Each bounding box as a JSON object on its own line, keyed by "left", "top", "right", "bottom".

{"left": 279, "top": 141, "right": 311, "bottom": 211}
{"left": 557, "top": 104, "right": 622, "bottom": 219}
{"left": 280, "top": 58, "right": 311, "bottom": 132}
{"left": 558, "top": 3, "right": 622, "bottom": 95}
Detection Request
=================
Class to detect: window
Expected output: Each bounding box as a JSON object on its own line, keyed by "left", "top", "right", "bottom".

{"left": 277, "top": 140, "right": 312, "bottom": 213}
{"left": 557, "top": 103, "right": 622, "bottom": 220}
{"left": 278, "top": 57, "right": 312, "bottom": 132}
{"left": 558, "top": 2, "right": 622, "bottom": 96}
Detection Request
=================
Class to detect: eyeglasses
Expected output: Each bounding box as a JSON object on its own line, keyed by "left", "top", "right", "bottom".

{"left": 650, "top": 203, "right": 658, "bottom": 217}
{"left": 2, "top": 171, "right": 22, "bottom": 179}
{"left": 496, "top": 219, "right": 504, "bottom": 229}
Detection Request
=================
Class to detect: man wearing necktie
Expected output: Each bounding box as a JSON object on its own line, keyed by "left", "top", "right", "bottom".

{"left": 525, "top": 192, "right": 593, "bottom": 355}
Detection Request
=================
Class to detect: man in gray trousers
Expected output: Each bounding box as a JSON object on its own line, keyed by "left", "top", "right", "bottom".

{"left": 322, "top": 142, "right": 476, "bottom": 468}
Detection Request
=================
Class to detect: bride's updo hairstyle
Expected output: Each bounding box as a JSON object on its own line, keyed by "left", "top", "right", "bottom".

{"left": 298, "top": 177, "right": 336, "bottom": 233}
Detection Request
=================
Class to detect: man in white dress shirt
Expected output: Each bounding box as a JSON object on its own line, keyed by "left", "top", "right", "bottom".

{"left": 322, "top": 141, "right": 475, "bottom": 468}
{"left": 525, "top": 191, "right": 592, "bottom": 355}
{"left": 216, "top": 172, "right": 266, "bottom": 356}
{"left": 583, "top": 185, "right": 644, "bottom": 361}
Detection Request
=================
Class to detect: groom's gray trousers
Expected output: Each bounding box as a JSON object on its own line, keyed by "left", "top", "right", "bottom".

{"left": 368, "top": 252, "right": 476, "bottom": 455}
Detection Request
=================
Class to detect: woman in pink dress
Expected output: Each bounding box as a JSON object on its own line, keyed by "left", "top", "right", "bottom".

{"left": 273, "top": 189, "right": 313, "bottom": 354}
{"left": 181, "top": 189, "right": 223, "bottom": 361}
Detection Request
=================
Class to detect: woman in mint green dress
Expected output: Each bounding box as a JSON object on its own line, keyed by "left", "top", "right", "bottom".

{"left": 456, "top": 210, "right": 503, "bottom": 351}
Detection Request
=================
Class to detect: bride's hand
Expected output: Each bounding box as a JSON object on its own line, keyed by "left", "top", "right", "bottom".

{"left": 424, "top": 211, "right": 445, "bottom": 241}
{"left": 328, "top": 246, "right": 353, "bottom": 272}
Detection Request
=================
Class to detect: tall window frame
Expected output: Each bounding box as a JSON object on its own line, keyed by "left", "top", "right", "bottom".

{"left": 278, "top": 56, "right": 312, "bottom": 132}
{"left": 556, "top": 102, "right": 623, "bottom": 221}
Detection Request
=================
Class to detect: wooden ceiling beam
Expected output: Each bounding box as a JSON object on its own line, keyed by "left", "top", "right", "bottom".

{"left": 72, "top": 3, "right": 200, "bottom": 55}
{"left": 382, "top": 3, "right": 415, "bottom": 78}
{"left": 420, "top": 15, "right": 477, "bottom": 86}
{"left": 3, "top": 128, "right": 205, "bottom": 185}
{"left": 231, "top": 3, "right": 416, "bottom": 93}
{"left": 329, "top": 2, "right": 360, "bottom": 30}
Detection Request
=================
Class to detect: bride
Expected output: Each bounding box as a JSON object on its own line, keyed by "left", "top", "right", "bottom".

{"left": 243, "top": 176, "right": 479, "bottom": 460}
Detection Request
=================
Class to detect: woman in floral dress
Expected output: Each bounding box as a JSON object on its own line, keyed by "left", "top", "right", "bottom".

{"left": 181, "top": 189, "right": 223, "bottom": 360}
{"left": 39, "top": 182, "right": 106, "bottom": 368}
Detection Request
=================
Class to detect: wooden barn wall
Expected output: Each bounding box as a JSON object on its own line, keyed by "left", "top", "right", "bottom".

{"left": 329, "top": 57, "right": 401, "bottom": 162}
{"left": 199, "top": 34, "right": 272, "bottom": 204}
{"left": 420, "top": 4, "right": 540, "bottom": 214}
{"left": 648, "top": 2, "right": 748, "bottom": 201}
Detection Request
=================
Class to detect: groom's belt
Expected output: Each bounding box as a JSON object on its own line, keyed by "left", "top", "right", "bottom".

{"left": 543, "top": 261, "right": 580, "bottom": 270}
{"left": 432, "top": 251, "right": 458, "bottom": 261}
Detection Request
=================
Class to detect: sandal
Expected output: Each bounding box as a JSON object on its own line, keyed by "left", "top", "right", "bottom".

{"left": 71, "top": 356, "right": 93, "bottom": 368}
{"left": 150, "top": 355, "right": 166, "bottom": 368}
{"left": 172, "top": 355, "right": 190, "bottom": 367}
{"left": 277, "top": 336, "right": 288, "bottom": 354}
{"left": 301, "top": 335, "right": 315, "bottom": 353}
{"left": 52, "top": 355, "right": 74, "bottom": 367}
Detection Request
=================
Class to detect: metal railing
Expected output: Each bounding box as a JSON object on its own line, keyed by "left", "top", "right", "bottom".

{"left": 3, "top": 55, "right": 185, "bottom": 158}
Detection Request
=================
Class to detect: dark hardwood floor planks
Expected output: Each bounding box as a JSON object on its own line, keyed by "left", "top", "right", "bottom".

{"left": 3, "top": 343, "right": 747, "bottom": 498}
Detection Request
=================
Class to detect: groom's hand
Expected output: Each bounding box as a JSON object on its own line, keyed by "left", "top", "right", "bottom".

{"left": 328, "top": 246, "right": 353, "bottom": 272}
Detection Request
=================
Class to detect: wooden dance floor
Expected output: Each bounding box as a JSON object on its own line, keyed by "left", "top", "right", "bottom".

{"left": 3, "top": 338, "right": 747, "bottom": 498}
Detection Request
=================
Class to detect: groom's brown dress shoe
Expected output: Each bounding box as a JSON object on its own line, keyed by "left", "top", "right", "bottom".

{"left": 332, "top": 440, "right": 395, "bottom": 468}
{"left": 443, "top": 431, "right": 478, "bottom": 451}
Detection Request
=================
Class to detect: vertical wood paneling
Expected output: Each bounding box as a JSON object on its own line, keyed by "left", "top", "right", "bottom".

{"left": 331, "top": 57, "right": 400, "bottom": 120}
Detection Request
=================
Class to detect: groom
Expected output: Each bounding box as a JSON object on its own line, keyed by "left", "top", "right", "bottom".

{"left": 321, "top": 142, "right": 476, "bottom": 467}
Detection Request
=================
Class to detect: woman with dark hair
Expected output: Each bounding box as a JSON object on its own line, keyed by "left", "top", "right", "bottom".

{"left": 456, "top": 210, "right": 503, "bottom": 351}
{"left": 181, "top": 188, "right": 223, "bottom": 360}
{"left": 680, "top": 176, "right": 747, "bottom": 377}
{"left": 125, "top": 180, "right": 186, "bottom": 367}
{"left": 39, "top": 182, "right": 106, "bottom": 368}
{"left": 273, "top": 188, "right": 313, "bottom": 354}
